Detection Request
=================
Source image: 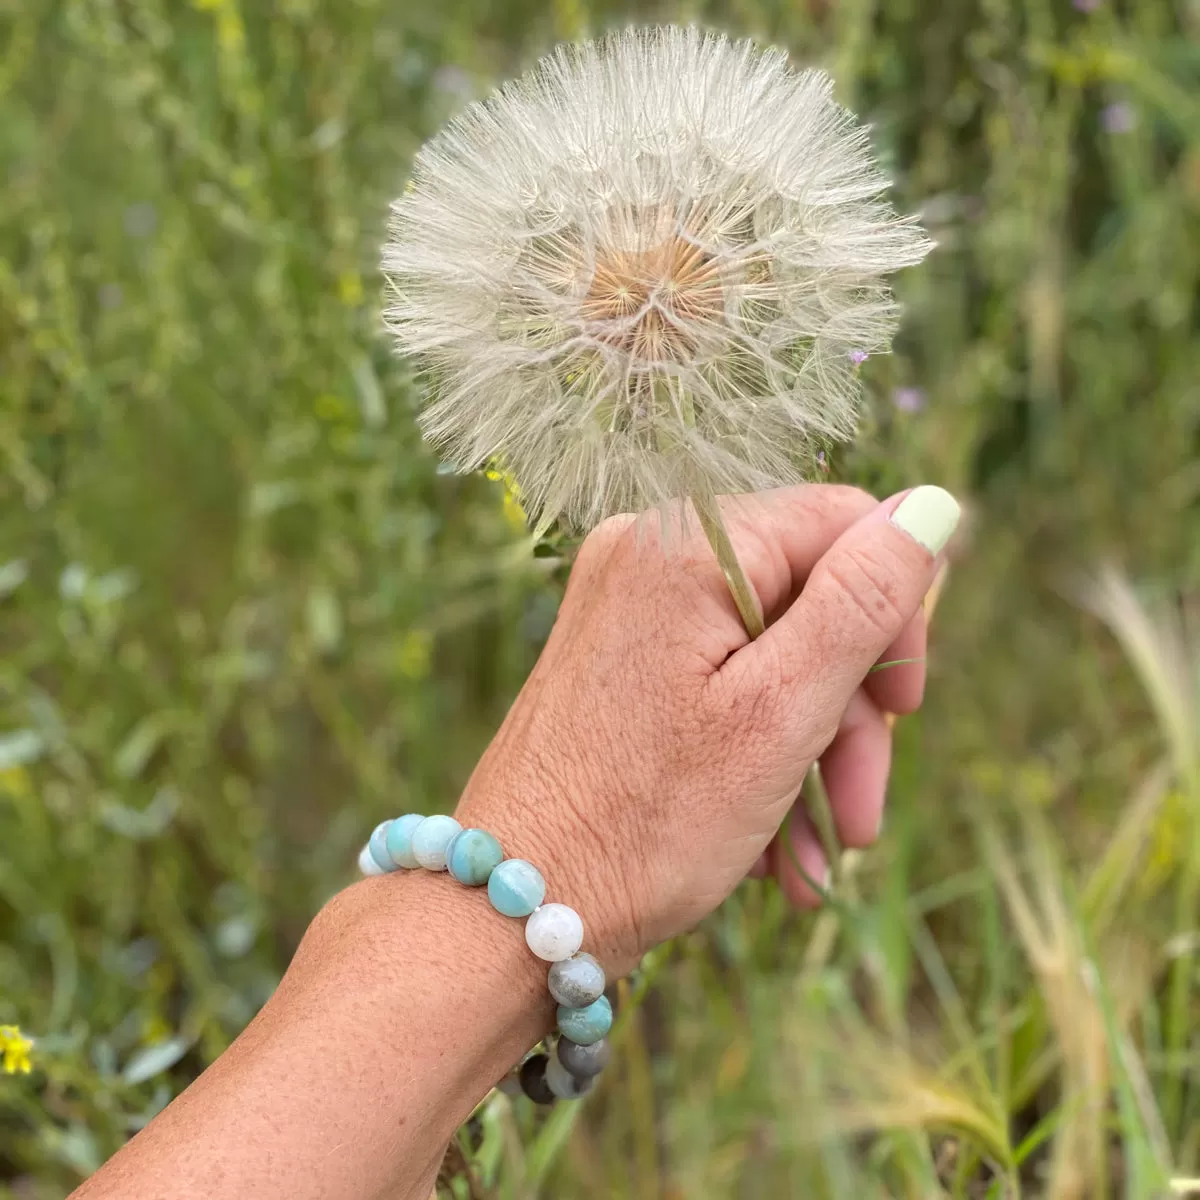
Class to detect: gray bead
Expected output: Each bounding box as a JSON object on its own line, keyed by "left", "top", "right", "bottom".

{"left": 545, "top": 1052, "right": 596, "bottom": 1100}
{"left": 547, "top": 952, "right": 606, "bottom": 1007}
{"left": 557, "top": 1036, "right": 610, "bottom": 1079}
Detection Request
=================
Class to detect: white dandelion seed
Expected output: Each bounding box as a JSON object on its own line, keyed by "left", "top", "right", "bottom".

{"left": 383, "top": 26, "right": 930, "bottom": 628}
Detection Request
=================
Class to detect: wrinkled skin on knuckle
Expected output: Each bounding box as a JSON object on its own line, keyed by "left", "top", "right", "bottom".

{"left": 708, "top": 646, "right": 835, "bottom": 803}
{"left": 803, "top": 482, "right": 876, "bottom": 525}
{"left": 822, "top": 540, "right": 909, "bottom": 640}
{"left": 721, "top": 637, "right": 790, "bottom": 742}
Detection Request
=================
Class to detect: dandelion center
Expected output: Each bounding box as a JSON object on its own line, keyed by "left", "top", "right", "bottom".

{"left": 581, "top": 226, "right": 726, "bottom": 363}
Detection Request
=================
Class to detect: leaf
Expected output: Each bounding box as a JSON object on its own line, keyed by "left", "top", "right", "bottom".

{"left": 0, "top": 559, "right": 29, "bottom": 598}
{"left": 98, "top": 788, "right": 180, "bottom": 840}
{"left": 306, "top": 585, "right": 343, "bottom": 654}
{"left": 122, "top": 1037, "right": 189, "bottom": 1085}
{"left": 113, "top": 714, "right": 175, "bottom": 780}
{"left": 352, "top": 353, "right": 386, "bottom": 428}
{"left": 0, "top": 729, "right": 45, "bottom": 770}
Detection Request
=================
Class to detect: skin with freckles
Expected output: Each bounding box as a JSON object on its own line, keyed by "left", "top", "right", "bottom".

{"left": 72, "top": 483, "right": 950, "bottom": 1200}
{"left": 457, "top": 483, "right": 935, "bottom": 974}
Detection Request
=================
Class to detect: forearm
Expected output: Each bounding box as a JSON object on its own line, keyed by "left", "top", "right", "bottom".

{"left": 73, "top": 871, "right": 552, "bottom": 1200}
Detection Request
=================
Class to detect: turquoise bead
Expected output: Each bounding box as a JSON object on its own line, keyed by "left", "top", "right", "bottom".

{"left": 367, "top": 821, "right": 395, "bottom": 872}
{"left": 556, "top": 995, "right": 612, "bottom": 1046}
{"left": 487, "top": 859, "right": 545, "bottom": 917}
{"left": 385, "top": 813, "right": 425, "bottom": 869}
{"left": 410, "top": 815, "right": 462, "bottom": 871}
{"left": 446, "top": 828, "right": 504, "bottom": 886}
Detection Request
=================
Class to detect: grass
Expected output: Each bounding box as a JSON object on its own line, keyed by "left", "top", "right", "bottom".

{"left": 1, "top": 0, "right": 1198, "bottom": 1196}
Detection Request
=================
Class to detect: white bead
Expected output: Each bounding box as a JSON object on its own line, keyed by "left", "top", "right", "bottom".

{"left": 524, "top": 903, "right": 584, "bottom": 962}
{"left": 358, "top": 845, "right": 385, "bottom": 876}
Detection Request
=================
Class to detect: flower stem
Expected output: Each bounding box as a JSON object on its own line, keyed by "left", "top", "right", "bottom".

{"left": 691, "top": 491, "right": 765, "bottom": 640}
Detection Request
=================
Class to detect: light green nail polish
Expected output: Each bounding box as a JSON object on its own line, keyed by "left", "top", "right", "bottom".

{"left": 889, "top": 486, "right": 960, "bottom": 555}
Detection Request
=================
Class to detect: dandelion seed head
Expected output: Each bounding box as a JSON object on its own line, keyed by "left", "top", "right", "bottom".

{"left": 383, "top": 26, "right": 932, "bottom": 531}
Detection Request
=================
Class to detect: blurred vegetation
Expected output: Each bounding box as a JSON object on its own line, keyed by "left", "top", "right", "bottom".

{"left": 1, "top": 0, "right": 1198, "bottom": 1196}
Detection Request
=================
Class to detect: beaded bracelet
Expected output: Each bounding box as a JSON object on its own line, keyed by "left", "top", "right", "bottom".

{"left": 357, "top": 815, "right": 611, "bottom": 1104}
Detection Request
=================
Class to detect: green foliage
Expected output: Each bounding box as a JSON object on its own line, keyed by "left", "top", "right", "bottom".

{"left": 1, "top": 0, "right": 1197, "bottom": 1196}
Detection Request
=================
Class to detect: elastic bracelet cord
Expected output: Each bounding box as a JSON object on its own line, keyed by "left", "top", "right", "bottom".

{"left": 358, "top": 816, "right": 611, "bottom": 1104}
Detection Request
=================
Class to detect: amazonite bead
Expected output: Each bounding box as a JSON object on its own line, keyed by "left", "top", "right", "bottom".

{"left": 445, "top": 828, "right": 504, "bottom": 886}
{"left": 385, "top": 813, "right": 424, "bottom": 869}
{"left": 367, "top": 821, "right": 395, "bottom": 872}
{"left": 487, "top": 860, "right": 546, "bottom": 917}
{"left": 547, "top": 953, "right": 605, "bottom": 1007}
{"left": 358, "top": 845, "right": 385, "bottom": 876}
{"left": 556, "top": 995, "right": 612, "bottom": 1046}
{"left": 525, "top": 903, "right": 584, "bottom": 962}
{"left": 410, "top": 815, "right": 462, "bottom": 871}
{"left": 545, "top": 1052, "right": 595, "bottom": 1100}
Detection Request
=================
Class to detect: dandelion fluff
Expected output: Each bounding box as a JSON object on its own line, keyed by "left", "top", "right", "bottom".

{"left": 383, "top": 26, "right": 932, "bottom": 534}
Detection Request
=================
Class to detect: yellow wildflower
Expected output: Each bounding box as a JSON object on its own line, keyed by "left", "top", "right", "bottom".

{"left": 314, "top": 393, "right": 350, "bottom": 422}
{"left": 485, "top": 468, "right": 528, "bottom": 534}
{"left": 397, "top": 630, "right": 432, "bottom": 681}
{"left": 217, "top": 9, "right": 244, "bottom": 54}
{"left": 0, "top": 1026, "right": 33, "bottom": 1075}
{"left": 0, "top": 766, "right": 32, "bottom": 799}
{"left": 338, "top": 270, "right": 364, "bottom": 308}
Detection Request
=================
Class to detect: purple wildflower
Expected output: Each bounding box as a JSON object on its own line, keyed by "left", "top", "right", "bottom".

{"left": 432, "top": 65, "right": 473, "bottom": 101}
{"left": 891, "top": 387, "right": 926, "bottom": 413}
{"left": 1101, "top": 103, "right": 1136, "bottom": 135}
{"left": 849, "top": 349, "right": 869, "bottom": 366}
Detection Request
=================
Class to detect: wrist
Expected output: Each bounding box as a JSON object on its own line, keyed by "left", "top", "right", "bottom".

{"left": 326, "top": 865, "right": 554, "bottom": 1044}
{"left": 299, "top": 870, "right": 554, "bottom": 1148}
{"left": 84, "top": 871, "right": 555, "bottom": 1200}
{"left": 454, "top": 769, "right": 646, "bottom": 976}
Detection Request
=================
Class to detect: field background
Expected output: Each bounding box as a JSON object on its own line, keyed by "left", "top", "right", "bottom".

{"left": 2, "top": 1, "right": 1199, "bottom": 1196}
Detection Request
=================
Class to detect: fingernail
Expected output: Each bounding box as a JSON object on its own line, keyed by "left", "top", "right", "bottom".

{"left": 890, "top": 486, "right": 960, "bottom": 555}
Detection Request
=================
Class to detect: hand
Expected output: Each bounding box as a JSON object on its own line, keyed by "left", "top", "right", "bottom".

{"left": 457, "top": 484, "right": 958, "bottom": 974}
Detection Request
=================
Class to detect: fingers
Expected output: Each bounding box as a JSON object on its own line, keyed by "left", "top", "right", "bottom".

{"left": 819, "top": 689, "right": 892, "bottom": 848}
{"left": 760, "top": 690, "right": 890, "bottom": 907}
{"left": 565, "top": 485, "right": 879, "bottom": 670}
{"left": 769, "top": 809, "right": 829, "bottom": 908}
{"left": 757, "top": 486, "right": 959, "bottom": 720}
{"left": 714, "top": 485, "right": 877, "bottom": 626}
{"left": 864, "top": 610, "right": 927, "bottom": 716}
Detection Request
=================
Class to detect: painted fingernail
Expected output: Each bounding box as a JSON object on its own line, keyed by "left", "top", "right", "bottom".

{"left": 889, "top": 486, "right": 960, "bottom": 555}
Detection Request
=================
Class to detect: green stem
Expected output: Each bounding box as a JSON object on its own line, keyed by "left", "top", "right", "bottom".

{"left": 1163, "top": 771, "right": 1200, "bottom": 1138}
{"left": 691, "top": 490, "right": 765, "bottom": 640}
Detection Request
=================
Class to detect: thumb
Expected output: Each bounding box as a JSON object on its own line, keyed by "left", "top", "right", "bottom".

{"left": 755, "top": 485, "right": 960, "bottom": 717}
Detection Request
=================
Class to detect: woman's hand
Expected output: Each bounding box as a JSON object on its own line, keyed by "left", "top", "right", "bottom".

{"left": 458, "top": 483, "right": 959, "bottom": 974}
{"left": 73, "top": 483, "right": 959, "bottom": 1200}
